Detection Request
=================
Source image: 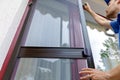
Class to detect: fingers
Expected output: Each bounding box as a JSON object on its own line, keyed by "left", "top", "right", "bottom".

{"left": 81, "top": 68, "right": 94, "bottom": 71}
{"left": 79, "top": 68, "right": 94, "bottom": 80}
{"left": 79, "top": 71, "right": 93, "bottom": 74}
{"left": 79, "top": 68, "right": 94, "bottom": 74}
{"left": 80, "top": 74, "right": 94, "bottom": 80}
{"left": 82, "top": 2, "right": 91, "bottom": 12}
{"left": 83, "top": 2, "right": 88, "bottom": 6}
{"left": 83, "top": 2, "right": 89, "bottom": 8}
{"left": 83, "top": 2, "right": 88, "bottom": 10}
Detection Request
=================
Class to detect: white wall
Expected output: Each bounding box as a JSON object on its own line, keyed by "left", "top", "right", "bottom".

{"left": 0, "top": 0, "right": 28, "bottom": 70}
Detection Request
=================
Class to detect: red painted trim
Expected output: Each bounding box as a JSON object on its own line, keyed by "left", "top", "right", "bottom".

{"left": 0, "top": 2, "right": 30, "bottom": 80}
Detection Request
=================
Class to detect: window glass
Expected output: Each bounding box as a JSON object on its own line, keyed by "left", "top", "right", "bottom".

{"left": 14, "top": 58, "right": 88, "bottom": 80}
{"left": 23, "top": 0, "right": 76, "bottom": 47}
{"left": 14, "top": 58, "right": 72, "bottom": 80}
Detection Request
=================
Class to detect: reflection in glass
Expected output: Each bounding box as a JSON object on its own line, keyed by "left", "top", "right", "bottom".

{"left": 23, "top": 0, "right": 78, "bottom": 47}
{"left": 14, "top": 58, "right": 71, "bottom": 80}
{"left": 62, "top": 21, "right": 69, "bottom": 47}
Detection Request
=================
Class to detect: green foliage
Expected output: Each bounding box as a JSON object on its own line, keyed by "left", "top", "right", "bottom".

{"left": 102, "top": 38, "right": 118, "bottom": 51}
{"left": 100, "top": 38, "right": 118, "bottom": 58}
{"left": 100, "top": 49, "right": 109, "bottom": 58}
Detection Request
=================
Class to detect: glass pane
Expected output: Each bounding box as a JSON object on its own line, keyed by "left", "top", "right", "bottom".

{"left": 21, "top": 0, "right": 78, "bottom": 47}
{"left": 14, "top": 58, "right": 72, "bottom": 80}
{"left": 13, "top": 58, "right": 88, "bottom": 80}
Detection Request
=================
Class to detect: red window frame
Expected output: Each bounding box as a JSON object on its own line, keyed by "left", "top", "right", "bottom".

{"left": 0, "top": 0, "right": 32, "bottom": 79}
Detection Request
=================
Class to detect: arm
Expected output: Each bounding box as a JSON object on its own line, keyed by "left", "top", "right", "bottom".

{"left": 79, "top": 64, "right": 120, "bottom": 80}
{"left": 83, "top": 2, "right": 112, "bottom": 29}
{"left": 107, "top": 64, "right": 120, "bottom": 80}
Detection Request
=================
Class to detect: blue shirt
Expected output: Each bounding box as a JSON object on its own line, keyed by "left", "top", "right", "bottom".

{"left": 110, "top": 12, "right": 120, "bottom": 47}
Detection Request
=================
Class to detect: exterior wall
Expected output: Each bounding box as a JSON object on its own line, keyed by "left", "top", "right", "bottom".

{"left": 0, "top": 0, "right": 28, "bottom": 77}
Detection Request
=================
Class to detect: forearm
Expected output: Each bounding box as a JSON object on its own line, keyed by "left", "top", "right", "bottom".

{"left": 89, "top": 10, "right": 105, "bottom": 24}
{"left": 107, "top": 64, "right": 120, "bottom": 80}
{"left": 87, "top": 9, "right": 111, "bottom": 29}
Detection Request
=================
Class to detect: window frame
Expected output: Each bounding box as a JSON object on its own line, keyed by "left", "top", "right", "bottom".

{"left": 3, "top": 0, "right": 95, "bottom": 80}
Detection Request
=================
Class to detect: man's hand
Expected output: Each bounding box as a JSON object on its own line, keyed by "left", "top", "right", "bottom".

{"left": 83, "top": 2, "right": 92, "bottom": 13}
{"left": 79, "top": 68, "right": 111, "bottom": 80}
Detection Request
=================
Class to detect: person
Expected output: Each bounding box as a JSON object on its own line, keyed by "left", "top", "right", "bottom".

{"left": 79, "top": 0, "right": 120, "bottom": 80}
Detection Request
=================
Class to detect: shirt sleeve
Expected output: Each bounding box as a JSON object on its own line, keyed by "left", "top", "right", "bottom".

{"left": 110, "top": 20, "right": 119, "bottom": 33}
{"left": 117, "top": 12, "right": 120, "bottom": 24}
